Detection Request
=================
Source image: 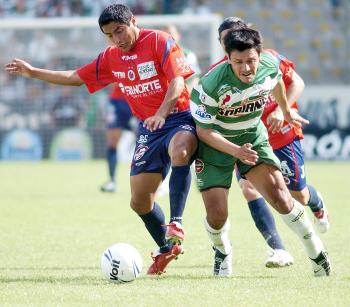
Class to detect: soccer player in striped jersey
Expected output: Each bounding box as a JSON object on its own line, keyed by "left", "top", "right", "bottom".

{"left": 216, "top": 18, "right": 330, "bottom": 267}
{"left": 190, "top": 28, "right": 330, "bottom": 277}
{"left": 6, "top": 4, "right": 198, "bottom": 275}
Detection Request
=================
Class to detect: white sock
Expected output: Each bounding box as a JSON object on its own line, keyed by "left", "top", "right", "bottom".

{"left": 281, "top": 200, "right": 324, "bottom": 259}
{"left": 204, "top": 218, "right": 232, "bottom": 255}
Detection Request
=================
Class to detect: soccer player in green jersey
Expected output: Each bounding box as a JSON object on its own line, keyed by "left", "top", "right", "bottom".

{"left": 190, "top": 28, "right": 330, "bottom": 277}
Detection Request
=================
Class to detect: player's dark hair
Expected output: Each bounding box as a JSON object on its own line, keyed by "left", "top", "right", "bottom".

{"left": 98, "top": 4, "right": 133, "bottom": 31}
{"left": 224, "top": 28, "right": 263, "bottom": 55}
{"left": 218, "top": 17, "right": 247, "bottom": 40}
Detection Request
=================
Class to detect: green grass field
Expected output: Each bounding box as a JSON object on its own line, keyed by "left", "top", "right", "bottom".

{"left": 1, "top": 161, "right": 349, "bottom": 306}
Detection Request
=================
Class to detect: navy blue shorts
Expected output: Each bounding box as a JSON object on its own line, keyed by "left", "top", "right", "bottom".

{"left": 130, "top": 111, "right": 196, "bottom": 179}
{"left": 107, "top": 99, "right": 134, "bottom": 130}
{"left": 235, "top": 137, "right": 306, "bottom": 191}
{"left": 273, "top": 138, "right": 306, "bottom": 191}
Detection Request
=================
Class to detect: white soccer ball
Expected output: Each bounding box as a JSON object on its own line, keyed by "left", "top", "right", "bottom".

{"left": 101, "top": 243, "right": 142, "bottom": 283}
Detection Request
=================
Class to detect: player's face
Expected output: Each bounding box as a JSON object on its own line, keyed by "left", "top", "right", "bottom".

{"left": 228, "top": 48, "right": 260, "bottom": 84}
{"left": 102, "top": 17, "right": 139, "bottom": 52}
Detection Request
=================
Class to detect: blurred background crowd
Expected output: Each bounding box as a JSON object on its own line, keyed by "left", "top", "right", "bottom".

{"left": 0, "top": 0, "right": 349, "bottom": 161}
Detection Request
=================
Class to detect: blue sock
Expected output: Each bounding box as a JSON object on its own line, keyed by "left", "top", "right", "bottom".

{"left": 139, "top": 203, "right": 171, "bottom": 252}
{"left": 248, "top": 198, "right": 285, "bottom": 250}
{"left": 169, "top": 165, "right": 191, "bottom": 224}
{"left": 107, "top": 147, "right": 117, "bottom": 181}
{"left": 307, "top": 185, "right": 323, "bottom": 212}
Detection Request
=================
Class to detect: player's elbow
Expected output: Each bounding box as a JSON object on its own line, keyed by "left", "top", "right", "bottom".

{"left": 68, "top": 71, "right": 85, "bottom": 86}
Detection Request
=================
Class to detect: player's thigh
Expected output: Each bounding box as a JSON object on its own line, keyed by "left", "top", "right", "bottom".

{"left": 245, "top": 163, "right": 292, "bottom": 214}
{"left": 106, "top": 128, "right": 123, "bottom": 147}
{"left": 130, "top": 173, "right": 163, "bottom": 214}
{"left": 201, "top": 187, "right": 229, "bottom": 227}
{"left": 168, "top": 130, "right": 197, "bottom": 164}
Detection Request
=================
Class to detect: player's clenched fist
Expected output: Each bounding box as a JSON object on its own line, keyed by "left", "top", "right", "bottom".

{"left": 5, "top": 58, "right": 33, "bottom": 78}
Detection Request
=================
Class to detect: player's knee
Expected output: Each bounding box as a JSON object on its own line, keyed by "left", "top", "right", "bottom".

{"left": 206, "top": 208, "right": 228, "bottom": 229}
{"left": 170, "top": 146, "right": 191, "bottom": 165}
{"left": 130, "top": 197, "right": 150, "bottom": 215}
{"left": 207, "top": 214, "right": 227, "bottom": 230}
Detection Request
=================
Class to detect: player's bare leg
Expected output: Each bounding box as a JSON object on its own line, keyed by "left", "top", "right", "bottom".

{"left": 245, "top": 164, "right": 330, "bottom": 276}
{"left": 201, "top": 187, "right": 232, "bottom": 276}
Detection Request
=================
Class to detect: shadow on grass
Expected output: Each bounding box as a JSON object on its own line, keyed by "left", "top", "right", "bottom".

{"left": 0, "top": 275, "right": 103, "bottom": 285}
{"left": 0, "top": 273, "right": 278, "bottom": 284}
{"left": 0, "top": 266, "right": 98, "bottom": 271}
{"left": 149, "top": 274, "right": 278, "bottom": 281}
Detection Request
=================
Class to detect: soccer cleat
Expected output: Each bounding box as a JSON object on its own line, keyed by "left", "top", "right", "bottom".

{"left": 147, "top": 244, "right": 183, "bottom": 275}
{"left": 100, "top": 181, "right": 117, "bottom": 193}
{"left": 165, "top": 222, "right": 185, "bottom": 245}
{"left": 265, "top": 249, "right": 294, "bottom": 268}
{"left": 313, "top": 192, "right": 330, "bottom": 233}
{"left": 310, "top": 250, "right": 331, "bottom": 277}
{"left": 213, "top": 247, "right": 232, "bottom": 276}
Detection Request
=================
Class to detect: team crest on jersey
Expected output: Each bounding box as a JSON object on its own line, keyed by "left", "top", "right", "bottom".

{"left": 128, "top": 69, "right": 136, "bottom": 81}
{"left": 134, "top": 144, "right": 149, "bottom": 161}
{"left": 195, "top": 159, "right": 204, "bottom": 173}
{"left": 221, "top": 94, "right": 231, "bottom": 106}
{"left": 137, "top": 61, "right": 157, "bottom": 80}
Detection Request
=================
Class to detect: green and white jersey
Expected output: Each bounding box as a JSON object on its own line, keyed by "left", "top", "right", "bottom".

{"left": 190, "top": 52, "right": 281, "bottom": 136}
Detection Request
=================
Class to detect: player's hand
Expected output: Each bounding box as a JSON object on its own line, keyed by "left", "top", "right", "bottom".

{"left": 266, "top": 108, "right": 284, "bottom": 134}
{"left": 283, "top": 109, "right": 309, "bottom": 129}
{"left": 234, "top": 143, "right": 259, "bottom": 166}
{"left": 5, "top": 58, "right": 34, "bottom": 78}
{"left": 143, "top": 115, "right": 166, "bottom": 132}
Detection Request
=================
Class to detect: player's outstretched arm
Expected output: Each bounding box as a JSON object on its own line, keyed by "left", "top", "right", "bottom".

{"left": 271, "top": 79, "right": 309, "bottom": 128}
{"left": 196, "top": 126, "right": 258, "bottom": 165}
{"left": 5, "top": 58, "right": 84, "bottom": 86}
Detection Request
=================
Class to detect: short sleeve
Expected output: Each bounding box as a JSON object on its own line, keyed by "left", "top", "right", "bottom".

{"left": 155, "top": 31, "right": 194, "bottom": 81}
{"left": 77, "top": 49, "right": 114, "bottom": 93}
